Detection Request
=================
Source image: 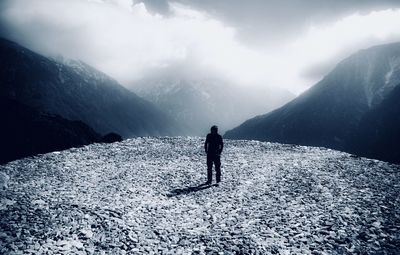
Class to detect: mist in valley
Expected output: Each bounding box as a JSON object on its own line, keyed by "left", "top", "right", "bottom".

{"left": 2, "top": 0, "right": 400, "bottom": 136}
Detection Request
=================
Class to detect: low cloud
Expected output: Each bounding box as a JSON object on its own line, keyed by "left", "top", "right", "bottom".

{"left": 293, "top": 9, "right": 400, "bottom": 88}
{"left": 1, "top": 0, "right": 400, "bottom": 94}
{"left": 1, "top": 0, "right": 261, "bottom": 84}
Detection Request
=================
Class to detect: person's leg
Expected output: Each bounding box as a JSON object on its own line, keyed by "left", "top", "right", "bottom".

{"left": 215, "top": 155, "right": 221, "bottom": 183}
{"left": 206, "top": 154, "right": 213, "bottom": 184}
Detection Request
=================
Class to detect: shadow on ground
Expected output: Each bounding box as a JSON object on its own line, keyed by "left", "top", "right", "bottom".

{"left": 167, "top": 183, "right": 218, "bottom": 197}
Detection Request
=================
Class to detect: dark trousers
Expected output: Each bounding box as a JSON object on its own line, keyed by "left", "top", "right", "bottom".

{"left": 207, "top": 154, "right": 221, "bottom": 183}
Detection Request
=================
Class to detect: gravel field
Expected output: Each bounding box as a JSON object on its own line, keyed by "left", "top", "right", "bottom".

{"left": 0, "top": 137, "right": 399, "bottom": 254}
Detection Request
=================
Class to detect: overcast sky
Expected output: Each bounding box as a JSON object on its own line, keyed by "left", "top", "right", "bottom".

{"left": 1, "top": 0, "right": 400, "bottom": 93}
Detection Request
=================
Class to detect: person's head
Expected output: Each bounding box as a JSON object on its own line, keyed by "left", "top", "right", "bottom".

{"left": 211, "top": 125, "right": 218, "bottom": 134}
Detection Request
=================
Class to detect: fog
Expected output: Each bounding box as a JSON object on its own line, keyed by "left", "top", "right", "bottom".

{"left": 1, "top": 0, "right": 400, "bottom": 94}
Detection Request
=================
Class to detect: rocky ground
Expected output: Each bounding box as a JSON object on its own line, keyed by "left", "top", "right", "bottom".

{"left": 0, "top": 137, "right": 399, "bottom": 254}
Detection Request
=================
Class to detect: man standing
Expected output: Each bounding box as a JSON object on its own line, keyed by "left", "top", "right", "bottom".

{"left": 204, "top": 125, "right": 223, "bottom": 185}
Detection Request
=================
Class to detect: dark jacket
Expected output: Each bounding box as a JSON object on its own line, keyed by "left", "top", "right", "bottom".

{"left": 204, "top": 133, "right": 223, "bottom": 155}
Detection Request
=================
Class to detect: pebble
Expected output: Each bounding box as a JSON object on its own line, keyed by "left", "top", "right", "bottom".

{"left": 0, "top": 137, "right": 398, "bottom": 254}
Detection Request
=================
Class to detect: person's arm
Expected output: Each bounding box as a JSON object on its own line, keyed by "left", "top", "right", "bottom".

{"left": 204, "top": 135, "right": 209, "bottom": 153}
{"left": 218, "top": 136, "right": 223, "bottom": 154}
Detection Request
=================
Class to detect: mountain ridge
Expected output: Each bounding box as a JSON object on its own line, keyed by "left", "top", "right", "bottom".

{"left": 0, "top": 97, "right": 101, "bottom": 164}
{"left": 0, "top": 37, "right": 182, "bottom": 138}
{"left": 224, "top": 41, "right": 400, "bottom": 163}
{"left": 132, "top": 75, "right": 294, "bottom": 135}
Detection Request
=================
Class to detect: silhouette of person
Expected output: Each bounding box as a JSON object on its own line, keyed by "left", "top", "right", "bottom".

{"left": 204, "top": 125, "right": 223, "bottom": 184}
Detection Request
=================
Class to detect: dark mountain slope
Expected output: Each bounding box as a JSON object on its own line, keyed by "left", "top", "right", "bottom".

{"left": 0, "top": 38, "right": 181, "bottom": 137}
{"left": 348, "top": 84, "right": 400, "bottom": 163}
{"left": 0, "top": 97, "right": 100, "bottom": 164}
{"left": 225, "top": 42, "right": 400, "bottom": 162}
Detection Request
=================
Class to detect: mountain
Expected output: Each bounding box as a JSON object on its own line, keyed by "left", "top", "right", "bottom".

{"left": 132, "top": 75, "right": 294, "bottom": 135}
{"left": 0, "top": 137, "right": 398, "bottom": 254}
{"left": 349, "top": 83, "right": 400, "bottom": 163}
{"left": 0, "top": 38, "right": 181, "bottom": 138}
{"left": 0, "top": 97, "right": 100, "bottom": 164}
{"left": 225, "top": 42, "right": 400, "bottom": 163}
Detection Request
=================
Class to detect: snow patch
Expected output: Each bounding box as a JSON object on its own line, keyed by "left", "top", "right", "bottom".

{"left": 384, "top": 56, "right": 400, "bottom": 86}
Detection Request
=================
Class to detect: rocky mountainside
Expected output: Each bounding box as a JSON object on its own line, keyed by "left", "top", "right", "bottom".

{"left": 0, "top": 38, "right": 181, "bottom": 138}
{"left": 225, "top": 42, "right": 400, "bottom": 163}
{"left": 349, "top": 83, "right": 400, "bottom": 163}
{"left": 0, "top": 97, "right": 100, "bottom": 164}
{"left": 132, "top": 75, "right": 294, "bottom": 135}
{"left": 0, "top": 137, "right": 399, "bottom": 254}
